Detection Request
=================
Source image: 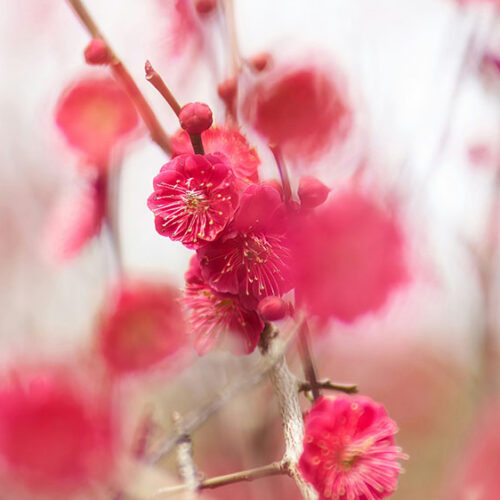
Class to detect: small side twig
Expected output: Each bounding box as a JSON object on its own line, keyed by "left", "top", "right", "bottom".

{"left": 270, "top": 145, "right": 293, "bottom": 203}
{"left": 66, "top": 0, "right": 171, "bottom": 155}
{"left": 298, "top": 380, "right": 358, "bottom": 396}
{"left": 153, "top": 461, "right": 286, "bottom": 498}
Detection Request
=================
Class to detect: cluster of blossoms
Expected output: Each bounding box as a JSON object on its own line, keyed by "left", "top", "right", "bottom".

{"left": 148, "top": 106, "right": 292, "bottom": 354}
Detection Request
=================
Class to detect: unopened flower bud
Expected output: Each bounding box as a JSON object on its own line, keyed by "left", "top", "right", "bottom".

{"left": 257, "top": 296, "right": 288, "bottom": 321}
{"left": 250, "top": 52, "right": 272, "bottom": 72}
{"left": 217, "top": 77, "right": 238, "bottom": 103}
{"left": 179, "top": 102, "right": 213, "bottom": 135}
{"left": 195, "top": 0, "right": 217, "bottom": 15}
{"left": 298, "top": 176, "right": 330, "bottom": 209}
{"left": 84, "top": 38, "right": 112, "bottom": 66}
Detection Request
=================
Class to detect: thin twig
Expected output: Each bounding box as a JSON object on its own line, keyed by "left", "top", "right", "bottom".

{"left": 222, "top": 0, "right": 241, "bottom": 77}
{"left": 66, "top": 0, "right": 172, "bottom": 155}
{"left": 153, "top": 461, "right": 286, "bottom": 498}
{"left": 298, "top": 379, "right": 358, "bottom": 395}
{"left": 270, "top": 145, "right": 293, "bottom": 203}
{"left": 297, "top": 320, "right": 321, "bottom": 401}
{"left": 145, "top": 61, "right": 182, "bottom": 116}
{"left": 148, "top": 319, "right": 303, "bottom": 464}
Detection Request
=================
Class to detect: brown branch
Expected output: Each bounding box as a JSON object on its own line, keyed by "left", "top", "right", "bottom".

{"left": 297, "top": 320, "right": 321, "bottom": 401}
{"left": 172, "top": 412, "right": 199, "bottom": 499}
{"left": 270, "top": 145, "right": 293, "bottom": 203}
{"left": 298, "top": 379, "right": 358, "bottom": 395}
{"left": 154, "top": 461, "right": 286, "bottom": 497}
{"left": 148, "top": 319, "right": 303, "bottom": 465}
{"left": 66, "top": 0, "right": 172, "bottom": 156}
{"left": 145, "top": 61, "right": 182, "bottom": 116}
{"left": 259, "top": 325, "right": 318, "bottom": 500}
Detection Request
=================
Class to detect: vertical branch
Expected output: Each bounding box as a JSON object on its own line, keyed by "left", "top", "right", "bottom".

{"left": 173, "top": 412, "right": 200, "bottom": 499}
{"left": 66, "top": 0, "right": 172, "bottom": 156}
{"left": 297, "top": 320, "right": 321, "bottom": 402}
{"left": 270, "top": 145, "right": 293, "bottom": 203}
{"left": 259, "top": 325, "right": 318, "bottom": 500}
{"left": 222, "top": 0, "right": 241, "bottom": 77}
{"left": 478, "top": 171, "right": 500, "bottom": 396}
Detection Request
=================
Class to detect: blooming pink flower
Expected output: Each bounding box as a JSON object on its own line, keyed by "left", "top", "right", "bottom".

{"left": 55, "top": 76, "right": 139, "bottom": 167}
{"left": 299, "top": 395, "right": 406, "bottom": 500}
{"left": 183, "top": 256, "right": 264, "bottom": 355}
{"left": 197, "top": 184, "right": 292, "bottom": 308}
{"left": 171, "top": 126, "right": 260, "bottom": 187}
{"left": 98, "top": 279, "right": 187, "bottom": 375}
{"left": 242, "top": 63, "right": 351, "bottom": 162}
{"left": 148, "top": 153, "right": 239, "bottom": 249}
{"left": 292, "top": 189, "right": 407, "bottom": 323}
{"left": 42, "top": 175, "right": 106, "bottom": 262}
{"left": 0, "top": 367, "right": 117, "bottom": 495}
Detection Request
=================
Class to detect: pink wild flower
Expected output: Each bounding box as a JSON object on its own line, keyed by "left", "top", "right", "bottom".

{"left": 55, "top": 76, "right": 139, "bottom": 167}
{"left": 292, "top": 188, "right": 407, "bottom": 323}
{"left": 242, "top": 63, "right": 351, "bottom": 162}
{"left": 147, "top": 153, "right": 239, "bottom": 249}
{"left": 171, "top": 126, "right": 260, "bottom": 188}
{"left": 197, "top": 183, "right": 292, "bottom": 309}
{"left": 42, "top": 175, "right": 106, "bottom": 263}
{"left": 183, "top": 256, "right": 264, "bottom": 355}
{"left": 299, "top": 395, "right": 407, "bottom": 500}
{"left": 97, "top": 279, "right": 187, "bottom": 375}
{"left": 0, "top": 367, "right": 118, "bottom": 495}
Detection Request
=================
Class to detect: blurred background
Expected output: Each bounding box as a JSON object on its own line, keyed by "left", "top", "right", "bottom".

{"left": 1, "top": 0, "right": 500, "bottom": 498}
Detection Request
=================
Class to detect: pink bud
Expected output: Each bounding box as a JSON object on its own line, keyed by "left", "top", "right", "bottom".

{"left": 195, "top": 0, "right": 217, "bottom": 15}
{"left": 84, "top": 38, "right": 112, "bottom": 66}
{"left": 179, "top": 102, "right": 213, "bottom": 135}
{"left": 250, "top": 52, "right": 272, "bottom": 72}
{"left": 298, "top": 176, "right": 330, "bottom": 209}
{"left": 257, "top": 296, "right": 288, "bottom": 321}
{"left": 217, "top": 77, "right": 238, "bottom": 103}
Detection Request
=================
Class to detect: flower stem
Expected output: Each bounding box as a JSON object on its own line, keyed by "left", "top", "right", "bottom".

{"left": 65, "top": 0, "right": 172, "bottom": 156}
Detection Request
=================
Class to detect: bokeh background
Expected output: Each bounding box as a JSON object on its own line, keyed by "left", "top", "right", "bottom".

{"left": 1, "top": 0, "right": 500, "bottom": 498}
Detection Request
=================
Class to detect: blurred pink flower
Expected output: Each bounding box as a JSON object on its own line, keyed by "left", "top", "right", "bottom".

{"left": 148, "top": 153, "right": 239, "bottom": 249}
{"left": 55, "top": 76, "right": 138, "bottom": 167}
{"left": 184, "top": 256, "right": 264, "bottom": 355}
{"left": 42, "top": 175, "right": 105, "bottom": 262}
{"left": 0, "top": 367, "right": 118, "bottom": 495}
{"left": 97, "top": 279, "right": 187, "bottom": 375}
{"left": 293, "top": 188, "right": 407, "bottom": 323}
{"left": 242, "top": 63, "right": 351, "bottom": 162}
{"left": 299, "top": 395, "right": 406, "bottom": 500}
{"left": 198, "top": 184, "right": 292, "bottom": 309}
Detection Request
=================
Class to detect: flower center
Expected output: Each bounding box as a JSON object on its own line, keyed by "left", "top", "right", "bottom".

{"left": 184, "top": 187, "right": 208, "bottom": 212}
